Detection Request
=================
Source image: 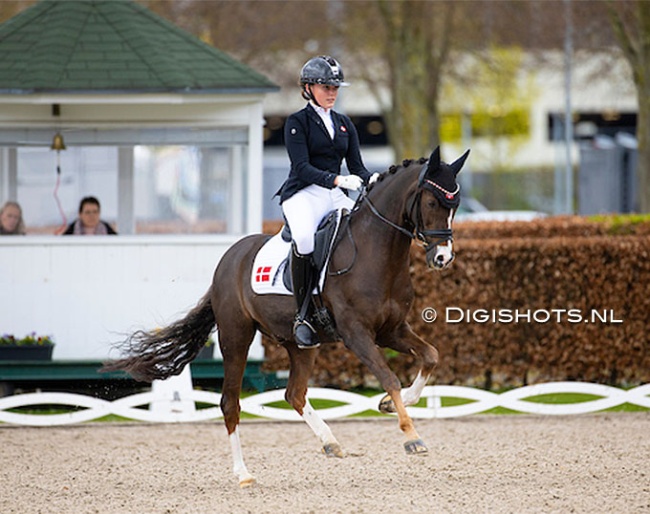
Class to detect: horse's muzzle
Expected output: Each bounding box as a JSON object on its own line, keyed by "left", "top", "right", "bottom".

{"left": 427, "top": 245, "right": 455, "bottom": 270}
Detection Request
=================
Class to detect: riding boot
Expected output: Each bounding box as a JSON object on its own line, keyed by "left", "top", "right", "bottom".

{"left": 291, "top": 247, "right": 320, "bottom": 349}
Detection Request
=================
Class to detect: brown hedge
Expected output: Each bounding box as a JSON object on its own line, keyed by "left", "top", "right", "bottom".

{"left": 261, "top": 218, "right": 650, "bottom": 389}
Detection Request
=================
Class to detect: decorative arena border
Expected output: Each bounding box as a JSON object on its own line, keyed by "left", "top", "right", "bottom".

{"left": 1, "top": 378, "right": 648, "bottom": 426}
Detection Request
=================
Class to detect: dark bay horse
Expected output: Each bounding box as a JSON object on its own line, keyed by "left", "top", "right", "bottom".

{"left": 102, "top": 146, "right": 468, "bottom": 488}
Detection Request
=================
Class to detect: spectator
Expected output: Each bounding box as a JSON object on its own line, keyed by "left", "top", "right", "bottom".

{"left": 0, "top": 200, "right": 26, "bottom": 235}
{"left": 62, "top": 196, "right": 117, "bottom": 235}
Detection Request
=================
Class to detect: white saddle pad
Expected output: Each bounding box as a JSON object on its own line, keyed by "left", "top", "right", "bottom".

{"left": 251, "top": 230, "right": 293, "bottom": 295}
{"left": 251, "top": 211, "right": 343, "bottom": 296}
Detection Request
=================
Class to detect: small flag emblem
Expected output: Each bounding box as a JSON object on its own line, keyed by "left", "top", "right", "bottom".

{"left": 255, "top": 266, "right": 272, "bottom": 283}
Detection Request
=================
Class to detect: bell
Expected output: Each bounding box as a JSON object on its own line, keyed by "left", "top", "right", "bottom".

{"left": 50, "top": 132, "right": 66, "bottom": 151}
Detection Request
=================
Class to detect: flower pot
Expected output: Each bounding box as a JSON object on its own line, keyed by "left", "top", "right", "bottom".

{"left": 0, "top": 345, "right": 54, "bottom": 361}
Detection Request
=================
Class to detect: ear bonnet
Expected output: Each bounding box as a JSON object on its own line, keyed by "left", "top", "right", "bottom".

{"left": 418, "top": 147, "right": 469, "bottom": 209}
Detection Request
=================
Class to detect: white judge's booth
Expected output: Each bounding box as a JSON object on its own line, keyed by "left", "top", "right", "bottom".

{"left": 0, "top": 96, "right": 269, "bottom": 364}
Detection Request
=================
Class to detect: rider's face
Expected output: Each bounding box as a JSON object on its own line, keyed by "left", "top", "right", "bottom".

{"left": 310, "top": 84, "right": 339, "bottom": 110}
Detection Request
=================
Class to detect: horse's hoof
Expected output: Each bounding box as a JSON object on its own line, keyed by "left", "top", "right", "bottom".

{"left": 239, "top": 475, "right": 256, "bottom": 488}
{"left": 378, "top": 393, "right": 396, "bottom": 414}
{"left": 322, "top": 443, "right": 345, "bottom": 458}
{"left": 404, "top": 438, "right": 428, "bottom": 455}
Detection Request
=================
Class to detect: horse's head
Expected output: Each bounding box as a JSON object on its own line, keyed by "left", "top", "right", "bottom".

{"left": 415, "top": 146, "right": 469, "bottom": 270}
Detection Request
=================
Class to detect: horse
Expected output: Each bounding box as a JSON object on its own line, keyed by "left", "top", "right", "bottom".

{"left": 102, "top": 146, "right": 469, "bottom": 488}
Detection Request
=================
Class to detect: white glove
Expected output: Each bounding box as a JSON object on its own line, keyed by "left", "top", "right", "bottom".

{"left": 337, "top": 175, "right": 363, "bottom": 191}
{"left": 369, "top": 172, "right": 380, "bottom": 185}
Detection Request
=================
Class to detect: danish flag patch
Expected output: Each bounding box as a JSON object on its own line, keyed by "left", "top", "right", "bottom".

{"left": 255, "top": 266, "right": 272, "bottom": 283}
{"left": 340, "top": 125, "right": 347, "bottom": 132}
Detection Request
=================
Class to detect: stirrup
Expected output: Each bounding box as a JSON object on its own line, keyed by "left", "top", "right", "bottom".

{"left": 293, "top": 318, "right": 320, "bottom": 349}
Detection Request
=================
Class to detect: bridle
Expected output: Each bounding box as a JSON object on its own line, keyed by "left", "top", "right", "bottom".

{"left": 361, "top": 176, "right": 456, "bottom": 262}
{"left": 331, "top": 162, "right": 460, "bottom": 275}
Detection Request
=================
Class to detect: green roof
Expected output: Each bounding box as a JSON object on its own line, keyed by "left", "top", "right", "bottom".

{"left": 0, "top": 0, "right": 278, "bottom": 94}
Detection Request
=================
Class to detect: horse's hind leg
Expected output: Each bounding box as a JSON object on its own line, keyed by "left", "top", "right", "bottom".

{"left": 218, "top": 322, "right": 257, "bottom": 488}
{"left": 284, "top": 344, "right": 344, "bottom": 458}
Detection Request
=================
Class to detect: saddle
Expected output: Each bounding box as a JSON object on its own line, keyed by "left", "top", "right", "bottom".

{"left": 279, "top": 209, "right": 347, "bottom": 293}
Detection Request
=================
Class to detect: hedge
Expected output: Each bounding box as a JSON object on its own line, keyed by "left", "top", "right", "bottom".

{"left": 261, "top": 216, "right": 650, "bottom": 389}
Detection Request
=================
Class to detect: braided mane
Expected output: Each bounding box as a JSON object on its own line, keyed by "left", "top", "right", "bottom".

{"left": 367, "top": 157, "right": 428, "bottom": 192}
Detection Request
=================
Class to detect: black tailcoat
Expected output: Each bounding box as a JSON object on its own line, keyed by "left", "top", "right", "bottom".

{"left": 279, "top": 104, "right": 370, "bottom": 203}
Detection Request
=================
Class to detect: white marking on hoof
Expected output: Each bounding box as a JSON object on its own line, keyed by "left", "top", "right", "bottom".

{"left": 378, "top": 394, "right": 396, "bottom": 413}
{"left": 239, "top": 474, "right": 256, "bottom": 488}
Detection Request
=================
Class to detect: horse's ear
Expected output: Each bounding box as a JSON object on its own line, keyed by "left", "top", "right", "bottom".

{"left": 424, "top": 146, "right": 441, "bottom": 179}
{"left": 449, "top": 149, "right": 470, "bottom": 176}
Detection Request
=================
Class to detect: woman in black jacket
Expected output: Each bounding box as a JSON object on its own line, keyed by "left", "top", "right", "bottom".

{"left": 62, "top": 196, "right": 117, "bottom": 235}
{"left": 279, "top": 55, "right": 377, "bottom": 349}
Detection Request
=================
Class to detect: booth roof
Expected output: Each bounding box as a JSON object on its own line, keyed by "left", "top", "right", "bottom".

{"left": 0, "top": 0, "right": 278, "bottom": 94}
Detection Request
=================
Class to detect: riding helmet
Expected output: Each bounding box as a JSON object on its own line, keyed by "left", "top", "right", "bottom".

{"left": 299, "top": 56, "right": 349, "bottom": 87}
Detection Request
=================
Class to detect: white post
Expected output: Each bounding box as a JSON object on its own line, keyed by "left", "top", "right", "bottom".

{"left": 149, "top": 366, "right": 196, "bottom": 417}
{"left": 118, "top": 147, "right": 135, "bottom": 234}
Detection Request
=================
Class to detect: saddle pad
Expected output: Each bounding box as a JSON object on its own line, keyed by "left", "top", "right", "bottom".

{"left": 251, "top": 214, "right": 341, "bottom": 296}
{"left": 251, "top": 231, "right": 294, "bottom": 295}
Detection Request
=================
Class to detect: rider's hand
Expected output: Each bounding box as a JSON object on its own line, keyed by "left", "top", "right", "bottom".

{"left": 369, "top": 172, "right": 380, "bottom": 185}
{"left": 336, "top": 175, "right": 363, "bottom": 191}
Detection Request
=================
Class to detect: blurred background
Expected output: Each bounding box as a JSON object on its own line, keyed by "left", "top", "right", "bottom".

{"left": 1, "top": 0, "right": 646, "bottom": 229}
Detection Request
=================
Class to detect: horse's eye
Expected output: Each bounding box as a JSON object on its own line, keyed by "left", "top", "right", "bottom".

{"left": 427, "top": 199, "right": 438, "bottom": 208}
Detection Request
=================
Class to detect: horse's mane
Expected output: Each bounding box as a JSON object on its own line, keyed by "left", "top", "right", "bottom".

{"left": 367, "top": 157, "right": 428, "bottom": 193}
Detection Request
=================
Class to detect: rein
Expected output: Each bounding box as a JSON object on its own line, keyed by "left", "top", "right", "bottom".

{"left": 364, "top": 183, "right": 454, "bottom": 249}
{"left": 329, "top": 167, "right": 456, "bottom": 275}
{"left": 364, "top": 191, "right": 416, "bottom": 241}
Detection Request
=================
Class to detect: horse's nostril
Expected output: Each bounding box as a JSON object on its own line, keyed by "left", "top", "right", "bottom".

{"left": 436, "top": 254, "right": 444, "bottom": 261}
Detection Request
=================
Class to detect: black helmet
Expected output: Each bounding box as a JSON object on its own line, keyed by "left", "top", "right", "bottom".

{"left": 299, "top": 55, "right": 349, "bottom": 87}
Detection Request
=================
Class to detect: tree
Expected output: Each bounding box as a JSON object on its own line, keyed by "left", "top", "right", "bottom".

{"left": 608, "top": 1, "right": 650, "bottom": 212}
{"left": 341, "top": 1, "right": 458, "bottom": 160}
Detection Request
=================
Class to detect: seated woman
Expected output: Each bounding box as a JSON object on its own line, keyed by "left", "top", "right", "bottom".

{"left": 0, "top": 200, "right": 26, "bottom": 235}
{"left": 62, "top": 196, "right": 117, "bottom": 235}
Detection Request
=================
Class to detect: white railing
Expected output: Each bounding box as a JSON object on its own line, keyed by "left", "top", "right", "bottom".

{"left": 1, "top": 369, "right": 648, "bottom": 426}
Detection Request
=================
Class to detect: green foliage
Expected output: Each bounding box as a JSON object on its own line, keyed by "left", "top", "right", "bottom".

{"left": 588, "top": 213, "right": 650, "bottom": 234}
{"left": 441, "top": 109, "right": 530, "bottom": 142}
{"left": 442, "top": 46, "right": 537, "bottom": 169}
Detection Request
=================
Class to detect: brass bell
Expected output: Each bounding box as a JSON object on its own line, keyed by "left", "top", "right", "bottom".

{"left": 50, "top": 132, "right": 66, "bottom": 151}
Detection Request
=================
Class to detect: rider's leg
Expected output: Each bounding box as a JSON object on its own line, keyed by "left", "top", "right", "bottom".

{"left": 282, "top": 186, "right": 329, "bottom": 349}
{"left": 290, "top": 245, "right": 319, "bottom": 349}
{"left": 330, "top": 188, "right": 356, "bottom": 211}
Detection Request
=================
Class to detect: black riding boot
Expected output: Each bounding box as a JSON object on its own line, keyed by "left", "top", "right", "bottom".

{"left": 291, "top": 247, "right": 320, "bottom": 349}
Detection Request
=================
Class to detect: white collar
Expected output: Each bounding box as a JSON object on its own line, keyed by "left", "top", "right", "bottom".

{"left": 310, "top": 101, "right": 331, "bottom": 116}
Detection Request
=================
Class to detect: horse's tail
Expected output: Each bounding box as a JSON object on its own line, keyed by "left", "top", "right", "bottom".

{"left": 101, "top": 291, "right": 215, "bottom": 382}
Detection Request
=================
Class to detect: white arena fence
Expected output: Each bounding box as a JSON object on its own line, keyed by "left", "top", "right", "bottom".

{"left": 0, "top": 367, "right": 648, "bottom": 427}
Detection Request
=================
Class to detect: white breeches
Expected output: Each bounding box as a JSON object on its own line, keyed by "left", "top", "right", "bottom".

{"left": 282, "top": 184, "right": 355, "bottom": 255}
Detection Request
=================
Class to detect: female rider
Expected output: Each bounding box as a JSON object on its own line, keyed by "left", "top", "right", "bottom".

{"left": 279, "top": 55, "right": 378, "bottom": 349}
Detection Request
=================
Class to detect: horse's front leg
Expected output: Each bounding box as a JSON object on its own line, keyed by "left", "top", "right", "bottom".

{"left": 339, "top": 322, "right": 428, "bottom": 455}
{"left": 284, "top": 344, "right": 344, "bottom": 457}
{"left": 379, "top": 370, "right": 429, "bottom": 412}
{"left": 377, "top": 322, "right": 439, "bottom": 414}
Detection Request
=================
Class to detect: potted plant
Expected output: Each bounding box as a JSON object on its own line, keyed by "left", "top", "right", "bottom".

{"left": 0, "top": 333, "right": 55, "bottom": 361}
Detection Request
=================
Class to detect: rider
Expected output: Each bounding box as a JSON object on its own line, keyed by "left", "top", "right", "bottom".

{"left": 279, "top": 55, "right": 378, "bottom": 350}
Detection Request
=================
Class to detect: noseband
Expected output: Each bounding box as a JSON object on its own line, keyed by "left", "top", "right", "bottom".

{"left": 408, "top": 189, "right": 454, "bottom": 262}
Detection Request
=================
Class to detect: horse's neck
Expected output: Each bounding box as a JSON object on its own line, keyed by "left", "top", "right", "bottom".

{"left": 352, "top": 168, "right": 418, "bottom": 264}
